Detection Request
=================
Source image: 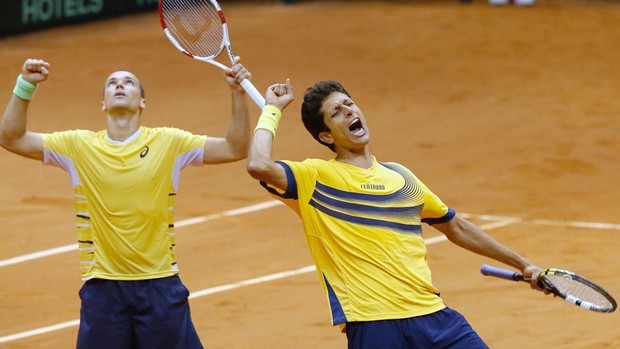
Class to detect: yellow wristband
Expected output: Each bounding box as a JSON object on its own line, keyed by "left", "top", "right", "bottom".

{"left": 13, "top": 75, "right": 38, "bottom": 101}
{"left": 254, "top": 105, "right": 282, "bottom": 137}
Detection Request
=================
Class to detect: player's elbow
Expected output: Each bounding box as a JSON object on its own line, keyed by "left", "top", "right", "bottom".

{"left": 246, "top": 158, "right": 271, "bottom": 181}
{"left": 0, "top": 134, "right": 8, "bottom": 149}
{"left": 0, "top": 131, "right": 18, "bottom": 151}
{"left": 231, "top": 149, "right": 248, "bottom": 161}
{"left": 226, "top": 142, "right": 249, "bottom": 162}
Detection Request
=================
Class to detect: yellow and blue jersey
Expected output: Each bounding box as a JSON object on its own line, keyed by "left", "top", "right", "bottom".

{"left": 262, "top": 157, "right": 455, "bottom": 326}
{"left": 42, "top": 126, "right": 206, "bottom": 281}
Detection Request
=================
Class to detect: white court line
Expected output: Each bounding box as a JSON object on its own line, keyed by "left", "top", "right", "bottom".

{"left": 0, "top": 228, "right": 475, "bottom": 344}
{"left": 532, "top": 219, "right": 620, "bottom": 231}
{"left": 0, "top": 320, "right": 80, "bottom": 344}
{"left": 188, "top": 265, "right": 318, "bottom": 299}
{"left": 0, "top": 244, "right": 78, "bottom": 268}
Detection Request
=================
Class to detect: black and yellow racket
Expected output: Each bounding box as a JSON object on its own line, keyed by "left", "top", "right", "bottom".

{"left": 481, "top": 264, "right": 617, "bottom": 313}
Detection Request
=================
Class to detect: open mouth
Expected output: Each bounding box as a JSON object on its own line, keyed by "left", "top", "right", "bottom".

{"left": 349, "top": 118, "right": 364, "bottom": 135}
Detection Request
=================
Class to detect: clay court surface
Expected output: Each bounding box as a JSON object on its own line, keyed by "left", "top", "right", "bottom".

{"left": 1, "top": 0, "right": 619, "bottom": 347}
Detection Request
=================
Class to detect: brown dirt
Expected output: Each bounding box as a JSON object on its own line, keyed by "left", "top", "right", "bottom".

{"left": 1, "top": 1, "right": 619, "bottom": 348}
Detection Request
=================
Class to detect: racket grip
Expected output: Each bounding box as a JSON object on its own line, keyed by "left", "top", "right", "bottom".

{"left": 241, "top": 79, "right": 265, "bottom": 109}
{"left": 481, "top": 264, "right": 524, "bottom": 282}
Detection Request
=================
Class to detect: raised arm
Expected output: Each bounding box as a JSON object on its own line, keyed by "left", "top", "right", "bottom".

{"left": 433, "top": 215, "right": 543, "bottom": 290}
{"left": 203, "top": 56, "right": 252, "bottom": 164}
{"left": 246, "top": 79, "right": 294, "bottom": 191}
{"left": 0, "top": 59, "right": 50, "bottom": 161}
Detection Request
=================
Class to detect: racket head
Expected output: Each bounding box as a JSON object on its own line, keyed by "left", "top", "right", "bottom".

{"left": 159, "top": 0, "right": 228, "bottom": 61}
{"left": 539, "top": 268, "right": 617, "bottom": 313}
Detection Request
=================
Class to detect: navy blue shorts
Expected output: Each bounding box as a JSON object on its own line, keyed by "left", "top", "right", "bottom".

{"left": 77, "top": 275, "right": 203, "bottom": 349}
{"left": 345, "top": 308, "right": 489, "bottom": 349}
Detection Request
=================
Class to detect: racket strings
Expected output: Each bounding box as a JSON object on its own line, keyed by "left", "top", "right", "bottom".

{"left": 544, "top": 274, "right": 614, "bottom": 308}
{"left": 162, "top": 0, "right": 224, "bottom": 57}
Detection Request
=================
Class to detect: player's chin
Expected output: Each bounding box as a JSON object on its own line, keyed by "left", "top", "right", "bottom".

{"left": 355, "top": 132, "right": 370, "bottom": 144}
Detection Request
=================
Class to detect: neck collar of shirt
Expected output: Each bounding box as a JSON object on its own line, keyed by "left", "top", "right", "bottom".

{"left": 106, "top": 127, "right": 142, "bottom": 145}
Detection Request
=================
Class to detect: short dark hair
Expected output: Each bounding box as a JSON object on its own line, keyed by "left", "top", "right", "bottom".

{"left": 301, "top": 80, "right": 351, "bottom": 152}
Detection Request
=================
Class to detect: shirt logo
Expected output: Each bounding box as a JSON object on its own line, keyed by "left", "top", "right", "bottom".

{"left": 361, "top": 184, "right": 385, "bottom": 190}
{"left": 140, "top": 146, "right": 149, "bottom": 158}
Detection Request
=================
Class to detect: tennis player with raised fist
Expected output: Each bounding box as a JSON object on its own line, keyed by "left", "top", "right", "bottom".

{"left": 0, "top": 57, "right": 253, "bottom": 349}
{"left": 248, "top": 79, "right": 546, "bottom": 349}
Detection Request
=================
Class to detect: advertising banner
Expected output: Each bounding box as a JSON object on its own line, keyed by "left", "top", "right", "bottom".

{"left": 1, "top": 0, "right": 159, "bottom": 37}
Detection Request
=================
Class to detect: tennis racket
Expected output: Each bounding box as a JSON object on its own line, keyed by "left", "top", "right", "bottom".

{"left": 481, "top": 264, "right": 617, "bottom": 313}
{"left": 159, "top": 0, "right": 265, "bottom": 108}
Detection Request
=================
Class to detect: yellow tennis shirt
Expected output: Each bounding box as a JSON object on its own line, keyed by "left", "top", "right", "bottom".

{"left": 42, "top": 126, "right": 206, "bottom": 281}
{"left": 263, "top": 157, "right": 455, "bottom": 325}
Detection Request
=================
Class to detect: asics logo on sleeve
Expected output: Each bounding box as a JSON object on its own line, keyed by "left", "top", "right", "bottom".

{"left": 140, "top": 146, "right": 150, "bottom": 158}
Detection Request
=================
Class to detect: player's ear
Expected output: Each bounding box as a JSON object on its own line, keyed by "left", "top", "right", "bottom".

{"left": 101, "top": 101, "right": 106, "bottom": 112}
{"left": 140, "top": 98, "right": 146, "bottom": 110}
{"left": 318, "top": 132, "right": 334, "bottom": 145}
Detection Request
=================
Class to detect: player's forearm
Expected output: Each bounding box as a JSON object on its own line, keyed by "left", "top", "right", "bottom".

{"left": 246, "top": 130, "right": 288, "bottom": 191}
{"left": 223, "top": 92, "right": 251, "bottom": 158}
{"left": 247, "top": 130, "right": 275, "bottom": 177}
{"left": 468, "top": 235, "right": 532, "bottom": 273}
{"left": 0, "top": 96, "right": 30, "bottom": 148}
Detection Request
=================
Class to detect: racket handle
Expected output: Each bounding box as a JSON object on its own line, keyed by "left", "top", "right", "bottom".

{"left": 241, "top": 79, "right": 265, "bottom": 109}
{"left": 481, "top": 264, "right": 524, "bottom": 282}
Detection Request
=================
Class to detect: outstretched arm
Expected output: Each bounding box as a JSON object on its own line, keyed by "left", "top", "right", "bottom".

{"left": 203, "top": 56, "right": 252, "bottom": 164}
{"left": 0, "top": 59, "right": 50, "bottom": 161}
{"left": 433, "top": 215, "right": 543, "bottom": 290}
{"left": 246, "top": 79, "right": 294, "bottom": 191}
